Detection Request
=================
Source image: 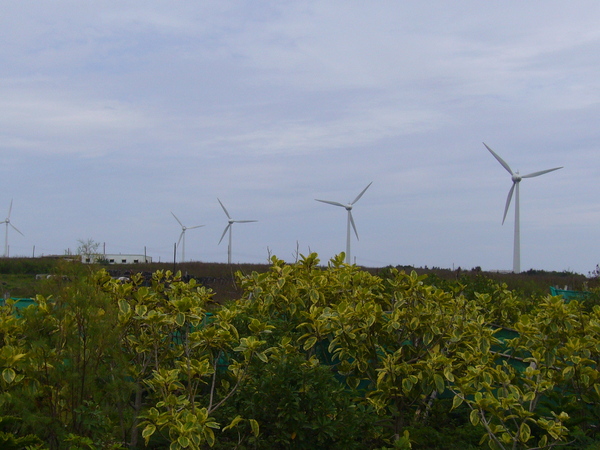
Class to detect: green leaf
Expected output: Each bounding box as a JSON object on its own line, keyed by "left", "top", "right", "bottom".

{"left": 303, "top": 336, "right": 317, "bottom": 351}
{"left": 519, "top": 422, "right": 531, "bottom": 443}
{"left": 118, "top": 299, "right": 130, "bottom": 315}
{"left": 451, "top": 395, "right": 463, "bottom": 410}
{"left": 142, "top": 424, "right": 156, "bottom": 444}
{"left": 204, "top": 427, "right": 215, "bottom": 447}
{"left": 223, "top": 415, "right": 243, "bottom": 432}
{"left": 470, "top": 409, "right": 480, "bottom": 426}
{"left": 135, "top": 304, "right": 148, "bottom": 316}
{"left": 175, "top": 312, "right": 185, "bottom": 327}
{"left": 2, "top": 368, "right": 16, "bottom": 384}
{"left": 444, "top": 367, "right": 455, "bottom": 382}
{"left": 434, "top": 374, "right": 445, "bottom": 393}
{"left": 250, "top": 419, "right": 259, "bottom": 437}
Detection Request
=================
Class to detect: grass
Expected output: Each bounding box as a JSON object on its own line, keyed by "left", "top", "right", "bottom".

{"left": 0, "top": 273, "right": 42, "bottom": 299}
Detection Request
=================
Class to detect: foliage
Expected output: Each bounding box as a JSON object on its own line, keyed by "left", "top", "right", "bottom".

{"left": 215, "top": 349, "right": 381, "bottom": 449}
{"left": 1, "top": 254, "right": 600, "bottom": 448}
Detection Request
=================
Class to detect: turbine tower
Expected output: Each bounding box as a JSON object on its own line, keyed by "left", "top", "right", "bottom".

{"left": 315, "top": 182, "right": 372, "bottom": 265}
{"left": 171, "top": 212, "right": 204, "bottom": 263}
{"left": 484, "top": 143, "right": 562, "bottom": 273}
{"left": 2, "top": 200, "right": 24, "bottom": 257}
{"left": 217, "top": 198, "right": 257, "bottom": 265}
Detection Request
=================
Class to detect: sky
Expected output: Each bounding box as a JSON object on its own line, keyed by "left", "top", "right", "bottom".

{"left": 1, "top": 1, "right": 598, "bottom": 274}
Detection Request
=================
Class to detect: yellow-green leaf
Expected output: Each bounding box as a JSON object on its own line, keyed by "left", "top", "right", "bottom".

{"left": 2, "top": 368, "right": 16, "bottom": 384}
{"left": 205, "top": 427, "right": 215, "bottom": 447}
{"left": 223, "top": 415, "right": 243, "bottom": 432}
{"left": 519, "top": 422, "right": 531, "bottom": 443}
{"left": 434, "top": 374, "right": 445, "bottom": 393}
{"left": 142, "top": 424, "right": 156, "bottom": 444}
{"left": 250, "top": 419, "right": 259, "bottom": 437}
{"left": 303, "top": 336, "right": 317, "bottom": 351}
{"left": 451, "top": 395, "right": 463, "bottom": 410}
{"left": 118, "top": 299, "right": 130, "bottom": 315}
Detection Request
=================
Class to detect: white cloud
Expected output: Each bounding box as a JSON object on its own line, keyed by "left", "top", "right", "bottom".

{"left": 0, "top": 1, "right": 598, "bottom": 273}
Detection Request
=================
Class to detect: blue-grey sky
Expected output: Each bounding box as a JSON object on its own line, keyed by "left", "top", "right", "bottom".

{"left": 1, "top": 2, "right": 598, "bottom": 273}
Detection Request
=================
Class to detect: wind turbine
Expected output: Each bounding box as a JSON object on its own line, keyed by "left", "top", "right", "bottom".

{"left": 171, "top": 212, "right": 204, "bottom": 263}
{"left": 217, "top": 198, "right": 257, "bottom": 265}
{"left": 315, "top": 182, "right": 372, "bottom": 265}
{"left": 2, "top": 200, "right": 24, "bottom": 257}
{"left": 484, "top": 143, "right": 562, "bottom": 273}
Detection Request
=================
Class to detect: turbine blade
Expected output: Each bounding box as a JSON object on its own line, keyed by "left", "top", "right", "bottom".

{"left": 521, "top": 167, "right": 563, "bottom": 178}
{"left": 171, "top": 211, "right": 184, "bottom": 227}
{"left": 217, "top": 198, "right": 231, "bottom": 219}
{"left": 7, "top": 199, "right": 13, "bottom": 219}
{"left": 502, "top": 182, "right": 516, "bottom": 225}
{"left": 234, "top": 220, "right": 257, "bottom": 223}
{"left": 315, "top": 199, "right": 345, "bottom": 208}
{"left": 351, "top": 182, "right": 373, "bottom": 205}
{"left": 218, "top": 224, "right": 231, "bottom": 245}
{"left": 349, "top": 211, "right": 359, "bottom": 240}
{"left": 177, "top": 231, "right": 184, "bottom": 246}
{"left": 188, "top": 224, "right": 205, "bottom": 230}
{"left": 483, "top": 143, "right": 514, "bottom": 175}
{"left": 10, "top": 223, "right": 24, "bottom": 236}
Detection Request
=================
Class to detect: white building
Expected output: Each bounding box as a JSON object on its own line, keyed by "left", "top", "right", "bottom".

{"left": 82, "top": 254, "right": 153, "bottom": 264}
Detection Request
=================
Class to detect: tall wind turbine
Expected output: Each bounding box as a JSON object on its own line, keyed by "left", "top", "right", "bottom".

{"left": 217, "top": 198, "right": 257, "bottom": 265}
{"left": 2, "top": 200, "right": 24, "bottom": 257}
{"left": 315, "top": 182, "right": 372, "bottom": 265}
{"left": 171, "top": 212, "right": 204, "bottom": 263}
{"left": 484, "top": 143, "right": 562, "bottom": 273}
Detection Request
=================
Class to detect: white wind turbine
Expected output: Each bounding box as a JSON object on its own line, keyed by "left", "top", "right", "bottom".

{"left": 171, "top": 212, "right": 204, "bottom": 263}
{"left": 2, "top": 200, "right": 24, "bottom": 257}
{"left": 217, "top": 199, "right": 257, "bottom": 265}
{"left": 484, "top": 143, "right": 562, "bottom": 274}
{"left": 315, "top": 182, "right": 372, "bottom": 265}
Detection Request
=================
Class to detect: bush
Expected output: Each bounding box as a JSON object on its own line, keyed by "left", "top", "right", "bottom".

{"left": 215, "top": 351, "right": 381, "bottom": 449}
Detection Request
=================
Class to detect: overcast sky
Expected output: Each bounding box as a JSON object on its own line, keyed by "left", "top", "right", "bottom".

{"left": 1, "top": 2, "right": 598, "bottom": 274}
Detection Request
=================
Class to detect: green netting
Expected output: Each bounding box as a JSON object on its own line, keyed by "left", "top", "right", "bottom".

{"left": 550, "top": 286, "right": 591, "bottom": 302}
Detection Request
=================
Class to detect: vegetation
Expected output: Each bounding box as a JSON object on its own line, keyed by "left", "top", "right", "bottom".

{"left": 0, "top": 255, "right": 600, "bottom": 448}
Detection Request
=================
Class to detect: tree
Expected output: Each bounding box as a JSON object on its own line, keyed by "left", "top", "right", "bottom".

{"left": 76, "top": 238, "right": 101, "bottom": 261}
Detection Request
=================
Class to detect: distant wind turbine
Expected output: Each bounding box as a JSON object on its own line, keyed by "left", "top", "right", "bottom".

{"left": 217, "top": 198, "right": 257, "bottom": 265}
{"left": 484, "top": 143, "right": 562, "bottom": 274}
{"left": 315, "top": 182, "right": 372, "bottom": 265}
{"left": 2, "top": 200, "right": 24, "bottom": 257}
{"left": 171, "top": 212, "right": 204, "bottom": 263}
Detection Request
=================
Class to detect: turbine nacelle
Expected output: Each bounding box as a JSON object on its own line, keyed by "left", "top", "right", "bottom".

{"left": 171, "top": 211, "right": 204, "bottom": 262}
{"left": 3, "top": 199, "right": 24, "bottom": 258}
{"left": 217, "top": 198, "right": 257, "bottom": 264}
{"left": 315, "top": 182, "right": 372, "bottom": 265}
{"left": 484, "top": 142, "right": 562, "bottom": 273}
